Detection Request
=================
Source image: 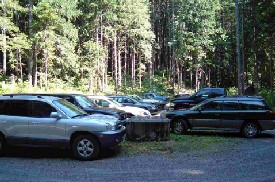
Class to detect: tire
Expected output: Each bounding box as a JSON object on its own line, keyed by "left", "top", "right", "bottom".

{"left": 241, "top": 122, "right": 259, "bottom": 138}
{"left": 172, "top": 119, "right": 188, "bottom": 135}
{"left": 72, "top": 135, "right": 100, "bottom": 161}
{"left": 0, "top": 135, "right": 6, "bottom": 157}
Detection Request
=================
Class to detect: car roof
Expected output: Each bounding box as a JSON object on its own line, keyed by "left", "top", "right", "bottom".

{"left": 108, "top": 95, "right": 128, "bottom": 98}
{"left": 3, "top": 93, "right": 86, "bottom": 97}
{"left": 211, "top": 96, "right": 264, "bottom": 101}
{"left": 0, "top": 95, "right": 62, "bottom": 101}
{"left": 87, "top": 95, "right": 110, "bottom": 100}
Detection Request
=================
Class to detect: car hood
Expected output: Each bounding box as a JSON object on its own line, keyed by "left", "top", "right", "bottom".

{"left": 117, "top": 106, "right": 150, "bottom": 116}
{"left": 142, "top": 99, "right": 162, "bottom": 103}
{"left": 83, "top": 107, "right": 124, "bottom": 115}
{"left": 72, "top": 114, "right": 119, "bottom": 125}
{"left": 134, "top": 103, "right": 154, "bottom": 107}
{"left": 171, "top": 97, "right": 196, "bottom": 103}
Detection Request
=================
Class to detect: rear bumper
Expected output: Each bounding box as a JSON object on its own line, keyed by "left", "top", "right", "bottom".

{"left": 96, "top": 126, "right": 126, "bottom": 148}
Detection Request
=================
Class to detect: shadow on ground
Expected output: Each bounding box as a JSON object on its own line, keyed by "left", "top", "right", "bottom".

{"left": 185, "top": 130, "right": 275, "bottom": 139}
{"left": 5, "top": 146, "right": 121, "bottom": 160}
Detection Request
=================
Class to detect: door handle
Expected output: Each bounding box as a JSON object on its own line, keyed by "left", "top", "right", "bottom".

{"left": 214, "top": 114, "right": 220, "bottom": 116}
{"left": 0, "top": 121, "right": 6, "bottom": 124}
{"left": 32, "top": 122, "right": 39, "bottom": 125}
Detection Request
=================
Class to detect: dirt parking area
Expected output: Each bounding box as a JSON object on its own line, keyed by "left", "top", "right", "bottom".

{"left": 1, "top": 131, "right": 275, "bottom": 182}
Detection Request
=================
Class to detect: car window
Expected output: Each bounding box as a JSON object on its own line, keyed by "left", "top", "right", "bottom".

{"left": 91, "top": 99, "right": 101, "bottom": 106}
{"left": 0, "top": 100, "right": 29, "bottom": 117}
{"left": 202, "top": 101, "right": 222, "bottom": 111}
{"left": 31, "top": 101, "right": 57, "bottom": 118}
{"left": 110, "top": 99, "right": 122, "bottom": 107}
{"left": 221, "top": 101, "right": 240, "bottom": 110}
{"left": 196, "top": 90, "right": 210, "bottom": 99}
{"left": 99, "top": 100, "right": 110, "bottom": 107}
{"left": 239, "top": 100, "right": 268, "bottom": 110}
{"left": 115, "top": 97, "right": 123, "bottom": 103}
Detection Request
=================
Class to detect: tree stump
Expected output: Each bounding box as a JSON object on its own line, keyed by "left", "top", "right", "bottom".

{"left": 126, "top": 116, "right": 170, "bottom": 141}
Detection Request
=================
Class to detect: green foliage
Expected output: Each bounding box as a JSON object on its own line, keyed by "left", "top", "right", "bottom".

{"left": 259, "top": 89, "right": 275, "bottom": 109}
{"left": 0, "top": 80, "right": 85, "bottom": 95}
{"left": 227, "top": 87, "right": 238, "bottom": 96}
{"left": 120, "top": 134, "right": 237, "bottom": 156}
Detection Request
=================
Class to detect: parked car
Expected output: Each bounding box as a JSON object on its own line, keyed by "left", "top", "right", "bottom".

{"left": 108, "top": 95, "right": 159, "bottom": 114}
{"left": 165, "top": 96, "right": 275, "bottom": 138}
{"left": 171, "top": 88, "right": 227, "bottom": 110}
{"left": 128, "top": 94, "right": 167, "bottom": 110}
{"left": 0, "top": 95, "right": 126, "bottom": 160}
{"left": 4, "top": 93, "right": 132, "bottom": 122}
{"left": 87, "top": 95, "right": 151, "bottom": 116}
{"left": 144, "top": 92, "right": 169, "bottom": 102}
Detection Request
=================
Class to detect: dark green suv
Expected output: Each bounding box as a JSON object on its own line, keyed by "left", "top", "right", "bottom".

{"left": 165, "top": 96, "right": 275, "bottom": 138}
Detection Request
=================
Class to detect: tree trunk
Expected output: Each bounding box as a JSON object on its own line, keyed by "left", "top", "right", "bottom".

{"left": 89, "top": 71, "right": 94, "bottom": 94}
{"left": 2, "top": 0, "right": 7, "bottom": 76}
{"left": 251, "top": 0, "right": 258, "bottom": 92}
{"left": 18, "top": 49, "right": 23, "bottom": 82}
{"left": 270, "top": 35, "right": 274, "bottom": 90}
{"left": 195, "top": 68, "right": 199, "bottom": 91}
{"left": 131, "top": 51, "right": 136, "bottom": 89}
{"left": 235, "top": 0, "right": 244, "bottom": 95}
{"left": 118, "top": 46, "right": 122, "bottom": 91}
{"left": 124, "top": 39, "right": 127, "bottom": 87}
{"left": 44, "top": 50, "right": 48, "bottom": 89}
{"left": 28, "top": 0, "right": 33, "bottom": 86}
{"left": 32, "top": 44, "right": 38, "bottom": 87}
{"left": 113, "top": 31, "right": 118, "bottom": 93}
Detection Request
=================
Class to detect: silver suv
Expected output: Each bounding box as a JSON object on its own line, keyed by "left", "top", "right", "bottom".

{"left": 0, "top": 95, "right": 126, "bottom": 160}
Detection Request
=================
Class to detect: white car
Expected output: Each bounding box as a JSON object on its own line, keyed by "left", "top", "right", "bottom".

{"left": 87, "top": 96, "right": 151, "bottom": 116}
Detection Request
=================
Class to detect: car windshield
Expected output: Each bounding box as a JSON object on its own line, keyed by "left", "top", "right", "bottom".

{"left": 130, "top": 97, "right": 139, "bottom": 103}
{"left": 53, "top": 99, "right": 87, "bottom": 118}
{"left": 75, "top": 95, "right": 98, "bottom": 108}
{"left": 133, "top": 95, "right": 142, "bottom": 101}
{"left": 190, "top": 100, "right": 209, "bottom": 111}
{"left": 109, "top": 99, "right": 123, "bottom": 107}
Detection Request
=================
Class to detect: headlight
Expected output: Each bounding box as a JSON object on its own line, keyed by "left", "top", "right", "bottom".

{"left": 159, "top": 110, "right": 167, "bottom": 118}
{"left": 106, "top": 123, "right": 116, "bottom": 131}
{"left": 139, "top": 111, "right": 151, "bottom": 116}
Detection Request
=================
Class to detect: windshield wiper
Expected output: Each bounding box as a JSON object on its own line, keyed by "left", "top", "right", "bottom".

{"left": 71, "top": 114, "right": 88, "bottom": 118}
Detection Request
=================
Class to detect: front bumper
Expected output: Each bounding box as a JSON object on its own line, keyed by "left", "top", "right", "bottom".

{"left": 96, "top": 126, "right": 126, "bottom": 148}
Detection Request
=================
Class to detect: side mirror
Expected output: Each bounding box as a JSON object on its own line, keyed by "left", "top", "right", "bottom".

{"left": 50, "top": 112, "right": 61, "bottom": 119}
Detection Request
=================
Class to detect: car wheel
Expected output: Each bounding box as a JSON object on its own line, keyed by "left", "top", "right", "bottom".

{"left": 72, "top": 135, "right": 100, "bottom": 161}
{"left": 172, "top": 119, "right": 188, "bottom": 135}
{"left": 0, "top": 135, "right": 6, "bottom": 157}
{"left": 241, "top": 122, "right": 259, "bottom": 138}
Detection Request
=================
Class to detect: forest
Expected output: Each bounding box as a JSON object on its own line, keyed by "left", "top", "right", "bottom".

{"left": 0, "top": 0, "right": 274, "bottom": 97}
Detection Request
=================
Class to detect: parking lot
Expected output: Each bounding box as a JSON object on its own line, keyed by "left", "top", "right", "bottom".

{"left": 1, "top": 131, "right": 275, "bottom": 182}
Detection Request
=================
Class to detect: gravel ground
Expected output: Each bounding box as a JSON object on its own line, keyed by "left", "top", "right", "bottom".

{"left": 1, "top": 131, "right": 275, "bottom": 182}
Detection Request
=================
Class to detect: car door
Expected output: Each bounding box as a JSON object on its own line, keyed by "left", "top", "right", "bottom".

{"left": 28, "top": 100, "right": 66, "bottom": 147}
{"left": 190, "top": 100, "right": 222, "bottom": 129}
{"left": 0, "top": 100, "right": 30, "bottom": 145}
{"left": 220, "top": 100, "right": 243, "bottom": 130}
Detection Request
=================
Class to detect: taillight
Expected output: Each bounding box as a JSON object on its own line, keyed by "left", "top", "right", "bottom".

{"left": 269, "top": 110, "right": 275, "bottom": 114}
